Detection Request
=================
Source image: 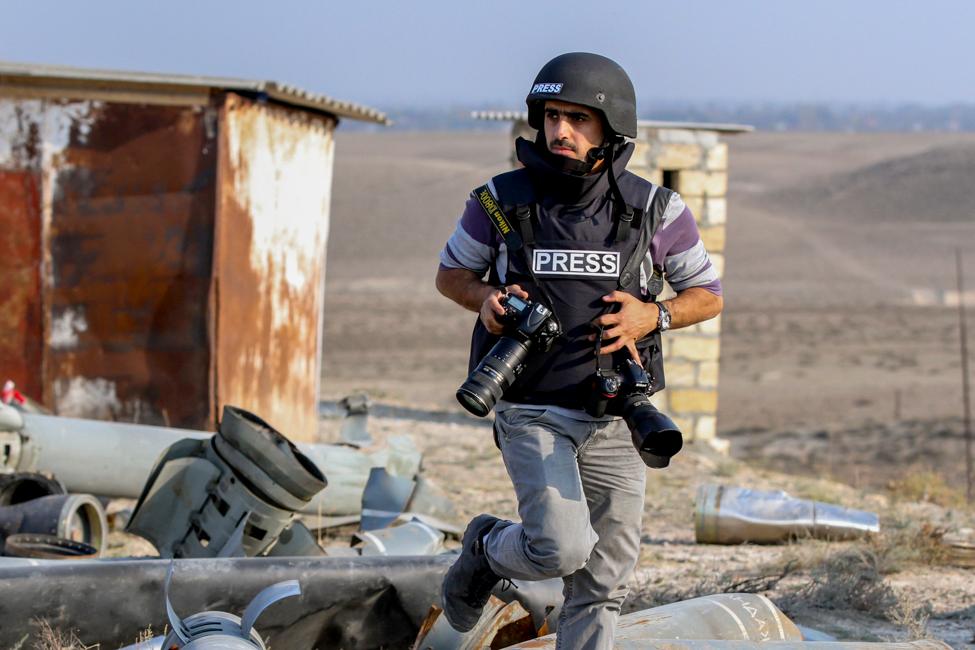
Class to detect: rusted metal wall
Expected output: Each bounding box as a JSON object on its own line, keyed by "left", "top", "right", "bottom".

{"left": 0, "top": 97, "right": 217, "bottom": 427}
{"left": 1, "top": 92, "right": 335, "bottom": 436}
{"left": 213, "top": 93, "right": 334, "bottom": 441}
{"left": 0, "top": 170, "right": 42, "bottom": 398}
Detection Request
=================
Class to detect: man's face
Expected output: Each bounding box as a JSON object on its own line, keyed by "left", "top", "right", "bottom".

{"left": 543, "top": 100, "right": 606, "bottom": 163}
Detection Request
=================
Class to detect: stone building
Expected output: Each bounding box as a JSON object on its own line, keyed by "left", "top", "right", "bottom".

{"left": 475, "top": 112, "right": 751, "bottom": 448}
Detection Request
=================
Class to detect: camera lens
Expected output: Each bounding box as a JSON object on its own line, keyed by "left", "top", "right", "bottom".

{"left": 456, "top": 337, "right": 532, "bottom": 417}
{"left": 621, "top": 394, "right": 683, "bottom": 468}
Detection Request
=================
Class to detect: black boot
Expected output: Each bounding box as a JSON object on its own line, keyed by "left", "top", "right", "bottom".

{"left": 441, "top": 514, "right": 503, "bottom": 632}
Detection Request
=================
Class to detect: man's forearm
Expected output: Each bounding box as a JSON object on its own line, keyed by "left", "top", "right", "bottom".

{"left": 435, "top": 267, "right": 495, "bottom": 313}
{"left": 661, "top": 287, "right": 723, "bottom": 330}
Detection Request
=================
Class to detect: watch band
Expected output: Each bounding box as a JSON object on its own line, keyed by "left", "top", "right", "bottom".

{"left": 657, "top": 302, "right": 672, "bottom": 332}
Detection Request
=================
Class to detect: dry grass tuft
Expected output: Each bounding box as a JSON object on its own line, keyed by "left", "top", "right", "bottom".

{"left": 887, "top": 469, "right": 967, "bottom": 509}
{"left": 777, "top": 545, "right": 933, "bottom": 640}
{"left": 29, "top": 619, "right": 98, "bottom": 650}
{"left": 782, "top": 548, "right": 897, "bottom": 614}
{"left": 628, "top": 559, "right": 799, "bottom": 610}
{"left": 869, "top": 518, "right": 950, "bottom": 571}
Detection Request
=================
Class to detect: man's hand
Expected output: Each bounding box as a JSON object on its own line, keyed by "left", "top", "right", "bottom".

{"left": 591, "top": 291, "right": 658, "bottom": 361}
{"left": 435, "top": 268, "right": 529, "bottom": 335}
{"left": 480, "top": 284, "right": 529, "bottom": 335}
{"left": 592, "top": 287, "right": 724, "bottom": 359}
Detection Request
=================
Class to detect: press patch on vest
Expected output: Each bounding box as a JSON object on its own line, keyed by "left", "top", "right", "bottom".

{"left": 531, "top": 82, "right": 563, "bottom": 94}
{"left": 532, "top": 250, "right": 620, "bottom": 277}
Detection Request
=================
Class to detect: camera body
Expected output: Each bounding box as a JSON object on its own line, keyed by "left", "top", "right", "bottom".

{"left": 498, "top": 295, "right": 559, "bottom": 346}
{"left": 455, "top": 294, "right": 561, "bottom": 417}
{"left": 586, "top": 358, "right": 647, "bottom": 419}
{"left": 586, "top": 358, "right": 683, "bottom": 468}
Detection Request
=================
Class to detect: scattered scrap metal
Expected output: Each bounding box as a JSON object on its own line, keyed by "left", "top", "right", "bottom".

{"left": 695, "top": 484, "right": 880, "bottom": 545}
{"left": 0, "top": 467, "right": 106, "bottom": 557}
{"left": 0, "top": 394, "right": 470, "bottom": 647}
{"left": 127, "top": 405, "right": 328, "bottom": 558}
{"left": 0, "top": 554, "right": 452, "bottom": 648}
{"left": 939, "top": 527, "right": 975, "bottom": 567}
{"left": 119, "top": 564, "right": 302, "bottom": 649}
{"left": 0, "top": 387, "right": 941, "bottom": 649}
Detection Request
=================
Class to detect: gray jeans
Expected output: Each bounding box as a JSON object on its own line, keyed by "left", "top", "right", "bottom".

{"left": 484, "top": 408, "right": 647, "bottom": 650}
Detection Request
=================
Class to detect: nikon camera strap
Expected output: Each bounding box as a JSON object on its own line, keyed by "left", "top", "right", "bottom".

{"left": 473, "top": 184, "right": 559, "bottom": 319}
{"left": 474, "top": 185, "right": 523, "bottom": 253}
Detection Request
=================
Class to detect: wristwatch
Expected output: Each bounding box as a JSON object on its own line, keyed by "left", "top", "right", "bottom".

{"left": 656, "top": 302, "right": 672, "bottom": 332}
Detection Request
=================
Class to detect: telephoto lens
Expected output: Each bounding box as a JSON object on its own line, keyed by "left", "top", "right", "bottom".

{"left": 456, "top": 294, "right": 559, "bottom": 417}
{"left": 621, "top": 395, "right": 683, "bottom": 468}
{"left": 456, "top": 337, "right": 532, "bottom": 417}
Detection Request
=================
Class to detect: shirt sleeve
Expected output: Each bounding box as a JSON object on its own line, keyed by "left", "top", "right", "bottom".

{"left": 439, "top": 195, "right": 501, "bottom": 274}
{"left": 650, "top": 193, "right": 722, "bottom": 296}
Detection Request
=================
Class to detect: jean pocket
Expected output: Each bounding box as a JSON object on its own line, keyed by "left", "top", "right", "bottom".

{"left": 497, "top": 408, "right": 550, "bottom": 443}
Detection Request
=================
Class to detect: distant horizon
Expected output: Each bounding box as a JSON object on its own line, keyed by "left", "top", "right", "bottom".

{"left": 4, "top": 1, "right": 975, "bottom": 109}
{"left": 4, "top": 53, "right": 975, "bottom": 113}
{"left": 340, "top": 101, "right": 975, "bottom": 134}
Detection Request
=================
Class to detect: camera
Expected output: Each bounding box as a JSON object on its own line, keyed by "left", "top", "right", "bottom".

{"left": 586, "top": 358, "right": 683, "bottom": 468}
{"left": 456, "top": 294, "right": 561, "bottom": 417}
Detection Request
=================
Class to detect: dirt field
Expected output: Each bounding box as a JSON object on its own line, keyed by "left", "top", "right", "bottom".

{"left": 321, "top": 130, "right": 975, "bottom": 646}
{"left": 323, "top": 130, "right": 975, "bottom": 487}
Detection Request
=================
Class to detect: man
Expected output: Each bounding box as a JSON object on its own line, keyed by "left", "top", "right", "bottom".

{"left": 436, "top": 52, "right": 722, "bottom": 648}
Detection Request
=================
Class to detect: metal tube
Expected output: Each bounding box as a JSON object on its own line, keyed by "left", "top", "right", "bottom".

{"left": 0, "top": 494, "right": 107, "bottom": 555}
{"left": 0, "top": 410, "right": 407, "bottom": 516}
{"left": 0, "top": 555, "right": 452, "bottom": 649}
{"left": 5, "top": 411, "right": 208, "bottom": 497}
{"left": 355, "top": 520, "right": 444, "bottom": 556}
{"left": 695, "top": 484, "right": 879, "bottom": 545}
{"left": 511, "top": 592, "right": 947, "bottom": 649}
{"left": 617, "top": 593, "right": 801, "bottom": 642}
{"left": 0, "top": 472, "right": 65, "bottom": 505}
{"left": 581, "top": 642, "right": 949, "bottom": 650}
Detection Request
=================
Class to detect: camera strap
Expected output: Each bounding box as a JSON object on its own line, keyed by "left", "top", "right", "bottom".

{"left": 474, "top": 185, "right": 523, "bottom": 253}
{"left": 474, "top": 184, "right": 560, "bottom": 325}
{"left": 594, "top": 325, "right": 616, "bottom": 373}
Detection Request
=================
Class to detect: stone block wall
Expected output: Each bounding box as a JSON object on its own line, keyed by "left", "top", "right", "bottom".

{"left": 629, "top": 127, "right": 728, "bottom": 447}
{"left": 507, "top": 122, "right": 730, "bottom": 447}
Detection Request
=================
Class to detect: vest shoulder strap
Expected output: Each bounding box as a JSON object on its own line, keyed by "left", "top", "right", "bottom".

{"left": 612, "top": 170, "right": 651, "bottom": 243}
{"left": 615, "top": 170, "right": 655, "bottom": 212}
{"left": 617, "top": 177, "right": 674, "bottom": 293}
{"left": 490, "top": 168, "right": 535, "bottom": 206}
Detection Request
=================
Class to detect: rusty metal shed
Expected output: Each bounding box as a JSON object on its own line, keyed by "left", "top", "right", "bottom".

{"left": 0, "top": 61, "right": 388, "bottom": 441}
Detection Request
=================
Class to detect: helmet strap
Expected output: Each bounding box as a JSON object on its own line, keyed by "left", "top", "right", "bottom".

{"left": 534, "top": 130, "right": 604, "bottom": 176}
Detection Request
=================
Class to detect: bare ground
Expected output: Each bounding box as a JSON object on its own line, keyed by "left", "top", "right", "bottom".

{"left": 320, "top": 131, "right": 975, "bottom": 646}
{"left": 314, "top": 411, "right": 975, "bottom": 647}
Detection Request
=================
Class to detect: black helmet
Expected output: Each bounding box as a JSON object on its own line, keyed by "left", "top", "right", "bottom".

{"left": 526, "top": 52, "right": 637, "bottom": 140}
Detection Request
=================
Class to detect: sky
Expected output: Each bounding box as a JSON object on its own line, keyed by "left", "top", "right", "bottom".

{"left": 4, "top": 0, "right": 975, "bottom": 111}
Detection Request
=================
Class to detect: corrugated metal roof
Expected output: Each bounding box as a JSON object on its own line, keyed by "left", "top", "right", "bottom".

{"left": 471, "top": 110, "right": 753, "bottom": 134}
{"left": 0, "top": 60, "right": 389, "bottom": 125}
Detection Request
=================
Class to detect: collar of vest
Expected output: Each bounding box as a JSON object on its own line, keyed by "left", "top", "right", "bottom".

{"left": 515, "top": 137, "right": 635, "bottom": 206}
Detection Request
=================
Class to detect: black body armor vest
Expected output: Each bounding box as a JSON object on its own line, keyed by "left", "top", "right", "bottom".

{"left": 468, "top": 145, "right": 674, "bottom": 410}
